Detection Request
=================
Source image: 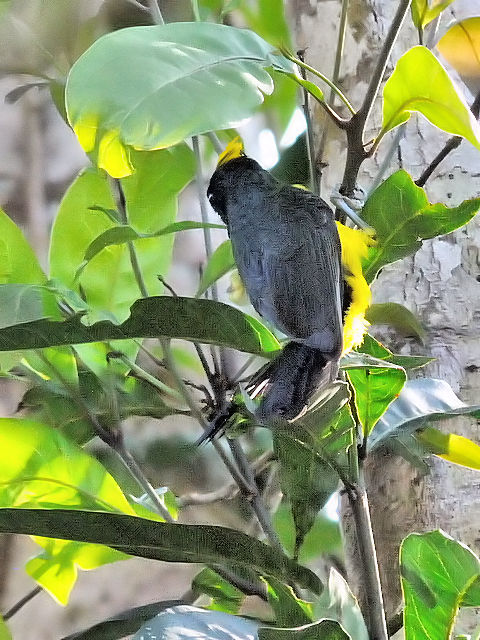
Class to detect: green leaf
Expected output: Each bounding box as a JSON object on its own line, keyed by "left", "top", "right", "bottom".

{"left": 50, "top": 145, "right": 195, "bottom": 321}
{"left": 0, "top": 617, "right": 12, "bottom": 640}
{"left": 273, "top": 504, "right": 342, "bottom": 563}
{"left": 274, "top": 433, "right": 341, "bottom": 556}
{"left": 0, "top": 296, "right": 281, "bottom": 356}
{"left": 132, "top": 606, "right": 259, "bottom": 640}
{"left": 365, "top": 302, "right": 425, "bottom": 340}
{"left": 313, "top": 569, "right": 368, "bottom": 640}
{"left": 416, "top": 427, "right": 480, "bottom": 470}
{"left": 348, "top": 366, "right": 406, "bottom": 436}
{"left": 265, "top": 576, "right": 313, "bottom": 627}
{"left": 76, "top": 221, "right": 225, "bottom": 281}
{"left": 0, "top": 283, "right": 60, "bottom": 328}
{"left": 259, "top": 620, "right": 350, "bottom": 640}
{"left": 197, "top": 240, "right": 234, "bottom": 297}
{"left": 0, "top": 206, "right": 45, "bottom": 285}
{"left": 66, "top": 22, "right": 291, "bottom": 177}
{"left": 61, "top": 600, "right": 186, "bottom": 640}
{"left": 356, "top": 334, "right": 434, "bottom": 370}
{"left": 0, "top": 508, "right": 323, "bottom": 594}
{"left": 370, "top": 378, "right": 480, "bottom": 451}
{"left": 0, "top": 418, "right": 137, "bottom": 603}
{"left": 362, "top": 170, "right": 480, "bottom": 282}
{"left": 381, "top": 46, "right": 480, "bottom": 149}
{"left": 411, "top": 1, "right": 455, "bottom": 29}
{"left": 401, "top": 530, "right": 480, "bottom": 640}
{"left": 192, "top": 568, "right": 244, "bottom": 614}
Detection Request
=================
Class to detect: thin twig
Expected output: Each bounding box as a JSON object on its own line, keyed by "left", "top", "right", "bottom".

{"left": 298, "top": 50, "right": 319, "bottom": 194}
{"left": 191, "top": 0, "right": 201, "bottom": 21}
{"left": 348, "top": 479, "right": 388, "bottom": 640}
{"left": 338, "top": 0, "right": 411, "bottom": 216}
{"left": 116, "top": 441, "right": 175, "bottom": 522}
{"left": 178, "top": 451, "right": 274, "bottom": 507}
{"left": 108, "top": 352, "right": 183, "bottom": 402}
{"left": 3, "top": 586, "right": 42, "bottom": 621}
{"left": 147, "top": 0, "right": 164, "bottom": 24}
{"left": 228, "top": 440, "right": 283, "bottom": 552}
{"left": 206, "top": 132, "right": 223, "bottom": 154}
{"left": 415, "top": 89, "right": 480, "bottom": 187}
{"left": 122, "top": 0, "right": 150, "bottom": 13}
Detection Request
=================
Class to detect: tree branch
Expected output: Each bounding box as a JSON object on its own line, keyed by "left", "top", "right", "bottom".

{"left": 415, "top": 89, "right": 480, "bottom": 188}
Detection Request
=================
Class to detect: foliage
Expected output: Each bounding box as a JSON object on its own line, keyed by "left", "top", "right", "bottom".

{"left": 0, "top": 1, "right": 479, "bottom": 639}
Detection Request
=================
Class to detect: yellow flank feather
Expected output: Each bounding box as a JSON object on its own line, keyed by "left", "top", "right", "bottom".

{"left": 335, "top": 222, "right": 376, "bottom": 354}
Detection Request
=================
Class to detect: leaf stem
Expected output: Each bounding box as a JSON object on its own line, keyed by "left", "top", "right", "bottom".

{"left": 191, "top": 0, "right": 201, "bottom": 22}
{"left": 298, "top": 50, "right": 319, "bottom": 194}
{"left": 282, "top": 49, "right": 355, "bottom": 115}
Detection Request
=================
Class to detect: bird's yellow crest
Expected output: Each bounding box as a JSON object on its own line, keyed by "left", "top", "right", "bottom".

{"left": 217, "top": 136, "right": 245, "bottom": 166}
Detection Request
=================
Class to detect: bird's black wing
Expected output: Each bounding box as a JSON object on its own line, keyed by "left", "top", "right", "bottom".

{"left": 231, "top": 187, "right": 343, "bottom": 357}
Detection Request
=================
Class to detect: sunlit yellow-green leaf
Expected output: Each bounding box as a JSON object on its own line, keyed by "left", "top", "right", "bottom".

{"left": 0, "top": 418, "right": 137, "bottom": 604}
{"left": 381, "top": 46, "right": 480, "bottom": 150}
{"left": 416, "top": 427, "right": 480, "bottom": 470}
{"left": 411, "top": 0, "right": 455, "bottom": 30}
{"left": 0, "top": 617, "right": 12, "bottom": 640}
{"left": 437, "top": 17, "right": 480, "bottom": 79}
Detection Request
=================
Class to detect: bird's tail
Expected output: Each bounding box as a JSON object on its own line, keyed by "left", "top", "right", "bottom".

{"left": 248, "top": 342, "right": 339, "bottom": 423}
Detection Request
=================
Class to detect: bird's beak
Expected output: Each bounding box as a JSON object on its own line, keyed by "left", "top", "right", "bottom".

{"left": 217, "top": 136, "right": 245, "bottom": 166}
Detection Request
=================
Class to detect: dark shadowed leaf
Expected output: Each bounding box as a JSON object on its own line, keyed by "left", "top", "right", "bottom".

{"left": 362, "top": 171, "right": 480, "bottom": 282}
{"left": 66, "top": 22, "right": 291, "bottom": 176}
{"left": 0, "top": 296, "right": 281, "bottom": 356}
{"left": 0, "top": 509, "right": 322, "bottom": 594}
{"left": 265, "top": 576, "right": 313, "bottom": 627}
{"left": 365, "top": 302, "right": 425, "bottom": 340}
{"left": 401, "top": 530, "right": 480, "bottom": 640}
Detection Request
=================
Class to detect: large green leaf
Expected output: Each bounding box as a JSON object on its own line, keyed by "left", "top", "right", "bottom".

{"left": 259, "top": 620, "right": 350, "bottom": 640}
{"left": 370, "top": 378, "right": 480, "bottom": 451}
{"left": 50, "top": 146, "right": 195, "bottom": 321}
{"left": 0, "top": 207, "right": 45, "bottom": 285}
{"left": 0, "top": 418, "right": 137, "bottom": 604}
{"left": 0, "top": 296, "right": 280, "bottom": 356}
{"left": 61, "top": 600, "right": 186, "bottom": 640}
{"left": 381, "top": 46, "right": 480, "bottom": 149}
{"left": 411, "top": 1, "right": 455, "bottom": 30}
{"left": 401, "top": 530, "right": 480, "bottom": 640}
{"left": 66, "top": 22, "right": 291, "bottom": 177}
{"left": 0, "top": 508, "right": 322, "bottom": 594}
{"left": 274, "top": 433, "right": 340, "bottom": 557}
{"left": 347, "top": 365, "right": 406, "bottom": 436}
{"left": 0, "top": 283, "right": 60, "bottom": 328}
{"left": 362, "top": 170, "right": 480, "bottom": 282}
{"left": 265, "top": 576, "right": 313, "bottom": 627}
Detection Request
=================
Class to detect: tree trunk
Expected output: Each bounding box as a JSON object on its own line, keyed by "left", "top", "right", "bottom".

{"left": 288, "top": 0, "right": 480, "bottom": 628}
